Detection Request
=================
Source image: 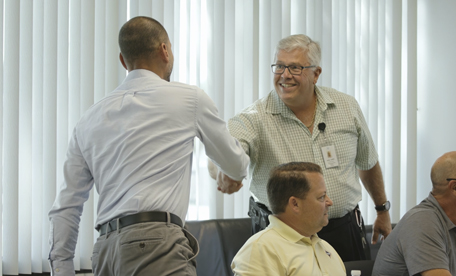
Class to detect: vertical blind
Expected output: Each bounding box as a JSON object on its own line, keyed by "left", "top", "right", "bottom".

{"left": 0, "top": 0, "right": 418, "bottom": 274}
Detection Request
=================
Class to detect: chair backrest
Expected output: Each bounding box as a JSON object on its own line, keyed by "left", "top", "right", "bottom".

{"left": 344, "top": 260, "right": 375, "bottom": 276}
{"left": 185, "top": 218, "right": 252, "bottom": 276}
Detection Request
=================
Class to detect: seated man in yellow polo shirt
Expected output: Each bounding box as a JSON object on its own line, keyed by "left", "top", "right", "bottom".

{"left": 231, "top": 162, "right": 346, "bottom": 276}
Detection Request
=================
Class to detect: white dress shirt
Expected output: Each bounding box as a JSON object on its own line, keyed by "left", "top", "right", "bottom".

{"left": 48, "top": 69, "right": 249, "bottom": 275}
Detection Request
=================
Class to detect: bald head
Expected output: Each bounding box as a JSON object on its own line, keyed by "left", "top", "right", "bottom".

{"left": 430, "top": 151, "right": 456, "bottom": 194}
{"left": 118, "top": 16, "right": 169, "bottom": 64}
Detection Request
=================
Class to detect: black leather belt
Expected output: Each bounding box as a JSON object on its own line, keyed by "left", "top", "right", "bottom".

{"left": 97, "top": 211, "right": 183, "bottom": 236}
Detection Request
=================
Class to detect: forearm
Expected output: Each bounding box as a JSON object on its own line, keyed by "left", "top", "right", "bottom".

{"left": 48, "top": 214, "right": 79, "bottom": 276}
{"left": 208, "top": 159, "right": 218, "bottom": 180}
{"left": 358, "top": 161, "right": 387, "bottom": 205}
{"left": 359, "top": 161, "right": 392, "bottom": 242}
{"left": 421, "top": 269, "right": 452, "bottom": 276}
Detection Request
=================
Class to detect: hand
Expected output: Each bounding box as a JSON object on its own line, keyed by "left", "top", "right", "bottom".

{"left": 371, "top": 211, "right": 392, "bottom": 244}
{"left": 216, "top": 171, "right": 243, "bottom": 194}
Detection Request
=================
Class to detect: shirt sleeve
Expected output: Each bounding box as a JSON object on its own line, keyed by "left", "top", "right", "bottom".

{"left": 48, "top": 127, "right": 94, "bottom": 276}
{"left": 399, "top": 211, "right": 451, "bottom": 275}
{"left": 195, "top": 89, "right": 250, "bottom": 181}
{"left": 351, "top": 98, "right": 378, "bottom": 170}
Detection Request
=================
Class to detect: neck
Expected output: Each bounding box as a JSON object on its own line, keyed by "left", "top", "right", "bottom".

{"left": 288, "top": 92, "right": 318, "bottom": 130}
{"left": 275, "top": 214, "right": 314, "bottom": 237}
{"left": 287, "top": 90, "right": 316, "bottom": 113}
{"left": 126, "top": 59, "right": 167, "bottom": 80}
{"left": 433, "top": 193, "right": 456, "bottom": 225}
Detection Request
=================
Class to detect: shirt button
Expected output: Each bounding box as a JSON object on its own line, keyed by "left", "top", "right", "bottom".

{"left": 55, "top": 268, "right": 60, "bottom": 272}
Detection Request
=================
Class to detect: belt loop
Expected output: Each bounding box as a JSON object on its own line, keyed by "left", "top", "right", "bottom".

{"left": 166, "top": 212, "right": 171, "bottom": 226}
{"left": 116, "top": 218, "right": 121, "bottom": 234}
{"left": 105, "top": 221, "right": 111, "bottom": 240}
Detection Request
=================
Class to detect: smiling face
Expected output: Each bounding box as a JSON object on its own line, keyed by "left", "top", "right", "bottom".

{"left": 296, "top": 172, "right": 333, "bottom": 235}
{"left": 273, "top": 48, "right": 321, "bottom": 109}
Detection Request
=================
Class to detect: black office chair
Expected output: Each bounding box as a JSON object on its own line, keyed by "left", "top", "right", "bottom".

{"left": 344, "top": 260, "right": 375, "bottom": 276}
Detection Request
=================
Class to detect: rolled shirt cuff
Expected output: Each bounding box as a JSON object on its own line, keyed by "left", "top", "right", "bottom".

{"left": 49, "top": 259, "right": 75, "bottom": 276}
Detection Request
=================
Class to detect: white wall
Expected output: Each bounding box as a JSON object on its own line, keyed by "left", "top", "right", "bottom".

{"left": 417, "top": 0, "right": 456, "bottom": 201}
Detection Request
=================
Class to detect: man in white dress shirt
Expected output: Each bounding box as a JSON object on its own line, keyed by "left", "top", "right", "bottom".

{"left": 48, "top": 16, "right": 249, "bottom": 276}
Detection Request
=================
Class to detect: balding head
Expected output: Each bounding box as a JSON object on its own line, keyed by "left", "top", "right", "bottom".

{"left": 430, "top": 151, "right": 456, "bottom": 194}
{"left": 119, "top": 16, "right": 169, "bottom": 64}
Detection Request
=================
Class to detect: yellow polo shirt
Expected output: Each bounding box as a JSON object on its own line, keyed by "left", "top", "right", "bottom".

{"left": 231, "top": 215, "right": 346, "bottom": 276}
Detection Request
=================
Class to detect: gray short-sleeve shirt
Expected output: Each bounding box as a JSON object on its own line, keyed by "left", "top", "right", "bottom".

{"left": 372, "top": 193, "right": 456, "bottom": 276}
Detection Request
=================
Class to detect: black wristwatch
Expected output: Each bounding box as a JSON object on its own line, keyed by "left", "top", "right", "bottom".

{"left": 375, "top": 201, "right": 391, "bottom": 212}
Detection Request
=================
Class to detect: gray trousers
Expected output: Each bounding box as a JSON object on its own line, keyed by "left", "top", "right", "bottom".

{"left": 91, "top": 221, "right": 199, "bottom": 276}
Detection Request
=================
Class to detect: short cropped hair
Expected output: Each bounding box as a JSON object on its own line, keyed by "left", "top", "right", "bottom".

{"left": 274, "top": 34, "right": 321, "bottom": 67}
{"left": 118, "top": 16, "right": 169, "bottom": 62}
{"left": 267, "top": 162, "right": 323, "bottom": 214}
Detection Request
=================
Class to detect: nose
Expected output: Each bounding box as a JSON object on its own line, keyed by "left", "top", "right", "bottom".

{"left": 281, "top": 67, "right": 293, "bottom": 78}
{"left": 326, "top": 195, "right": 333, "bottom": 206}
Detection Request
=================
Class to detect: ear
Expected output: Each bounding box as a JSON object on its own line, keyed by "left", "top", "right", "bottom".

{"left": 160, "top": 42, "right": 170, "bottom": 63}
{"left": 450, "top": 180, "right": 456, "bottom": 193}
{"left": 288, "top": 196, "right": 301, "bottom": 213}
{"left": 119, "top": 53, "right": 128, "bottom": 70}
{"left": 313, "top": 67, "right": 322, "bottom": 84}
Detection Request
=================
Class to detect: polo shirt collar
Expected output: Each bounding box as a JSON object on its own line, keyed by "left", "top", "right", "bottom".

{"left": 268, "top": 215, "right": 320, "bottom": 245}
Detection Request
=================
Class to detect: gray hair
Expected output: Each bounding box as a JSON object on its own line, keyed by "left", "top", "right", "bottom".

{"left": 274, "top": 34, "right": 321, "bottom": 67}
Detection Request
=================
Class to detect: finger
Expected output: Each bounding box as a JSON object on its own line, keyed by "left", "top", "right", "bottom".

{"left": 228, "top": 183, "right": 243, "bottom": 194}
{"left": 371, "top": 231, "right": 379, "bottom": 245}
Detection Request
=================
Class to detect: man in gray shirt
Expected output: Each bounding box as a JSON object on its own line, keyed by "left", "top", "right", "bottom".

{"left": 373, "top": 151, "right": 456, "bottom": 276}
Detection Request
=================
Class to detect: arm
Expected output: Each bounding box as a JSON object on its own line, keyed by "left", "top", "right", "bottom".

{"left": 358, "top": 161, "right": 392, "bottom": 244}
{"left": 421, "top": 269, "right": 452, "bottom": 276}
{"left": 196, "top": 89, "right": 249, "bottom": 182}
{"left": 48, "top": 129, "right": 94, "bottom": 276}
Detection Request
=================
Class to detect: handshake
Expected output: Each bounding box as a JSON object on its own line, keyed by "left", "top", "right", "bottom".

{"left": 208, "top": 159, "right": 244, "bottom": 194}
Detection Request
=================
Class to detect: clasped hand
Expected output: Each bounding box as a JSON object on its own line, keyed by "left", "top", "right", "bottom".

{"left": 216, "top": 171, "right": 243, "bottom": 194}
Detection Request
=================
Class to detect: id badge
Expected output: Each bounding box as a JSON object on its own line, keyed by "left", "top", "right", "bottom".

{"left": 321, "top": 145, "right": 339, "bottom": 168}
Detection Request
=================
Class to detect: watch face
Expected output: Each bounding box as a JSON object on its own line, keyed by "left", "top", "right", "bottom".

{"left": 384, "top": 201, "right": 391, "bottom": 211}
{"left": 376, "top": 201, "right": 391, "bottom": 211}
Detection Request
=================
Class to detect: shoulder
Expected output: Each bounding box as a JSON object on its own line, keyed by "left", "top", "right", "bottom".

{"left": 394, "top": 204, "right": 446, "bottom": 242}
{"left": 239, "top": 97, "right": 268, "bottom": 116}
{"left": 163, "top": 81, "right": 202, "bottom": 96}
{"left": 317, "top": 86, "right": 359, "bottom": 107}
{"left": 229, "top": 97, "right": 268, "bottom": 128}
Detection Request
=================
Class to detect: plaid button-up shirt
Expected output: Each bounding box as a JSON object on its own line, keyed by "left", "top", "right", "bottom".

{"left": 228, "top": 86, "right": 378, "bottom": 218}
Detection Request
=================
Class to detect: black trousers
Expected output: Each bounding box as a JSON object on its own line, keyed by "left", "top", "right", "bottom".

{"left": 317, "top": 207, "right": 371, "bottom": 262}
{"left": 249, "top": 197, "right": 370, "bottom": 262}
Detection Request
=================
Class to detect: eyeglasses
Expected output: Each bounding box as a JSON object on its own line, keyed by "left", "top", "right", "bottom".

{"left": 271, "top": 64, "right": 316, "bottom": 75}
{"left": 447, "top": 178, "right": 456, "bottom": 181}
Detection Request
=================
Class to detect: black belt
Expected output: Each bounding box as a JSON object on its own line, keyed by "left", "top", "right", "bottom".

{"left": 97, "top": 211, "right": 183, "bottom": 236}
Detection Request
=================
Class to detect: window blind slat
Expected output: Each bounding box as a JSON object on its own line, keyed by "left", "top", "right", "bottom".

{"left": 3, "top": 0, "right": 21, "bottom": 274}
{"left": 18, "top": 1, "right": 34, "bottom": 273}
